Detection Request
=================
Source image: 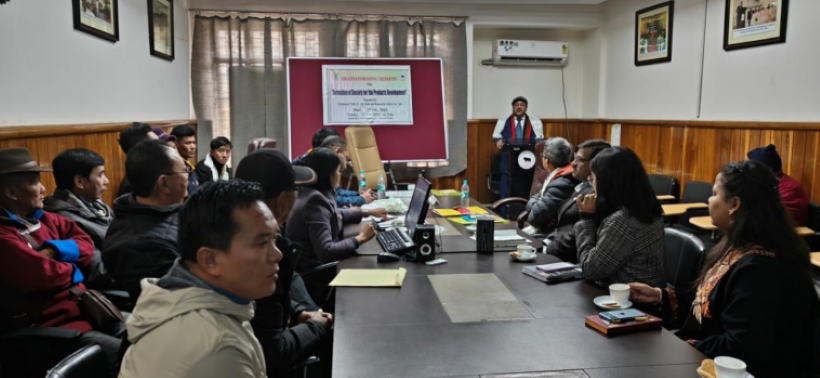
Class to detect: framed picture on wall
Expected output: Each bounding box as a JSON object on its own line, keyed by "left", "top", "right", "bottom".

{"left": 148, "top": 0, "right": 174, "bottom": 61}
{"left": 72, "top": 0, "right": 119, "bottom": 42}
{"left": 635, "top": 1, "right": 674, "bottom": 66}
{"left": 724, "top": 0, "right": 789, "bottom": 51}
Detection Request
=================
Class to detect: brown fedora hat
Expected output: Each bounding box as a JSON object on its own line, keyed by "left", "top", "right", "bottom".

{"left": 0, "top": 148, "right": 52, "bottom": 176}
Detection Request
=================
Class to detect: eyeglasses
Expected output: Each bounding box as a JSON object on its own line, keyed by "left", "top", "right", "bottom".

{"left": 162, "top": 166, "right": 192, "bottom": 176}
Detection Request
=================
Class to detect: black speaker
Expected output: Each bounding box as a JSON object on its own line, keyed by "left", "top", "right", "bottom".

{"left": 476, "top": 215, "right": 494, "bottom": 253}
{"left": 412, "top": 224, "right": 436, "bottom": 262}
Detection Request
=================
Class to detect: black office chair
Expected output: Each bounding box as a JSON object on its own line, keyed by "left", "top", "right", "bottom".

{"left": 45, "top": 345, "right": 109, "bottom": 378}
{"left": 677, "top": 181, "right": 713, "bottom": 232}
{"left": 648, "top": 174, "right": 679, "bottom": 202}
{"left": 663, "top": 228, "right": 705, "bottom": 309}
{"left": 0, "top": 327, "right": 83, "bottom": 378}
{"left": 805, "top": 202, "right": 820, "bottom": 252}
{"left": 300, "top": 262, "right": 339, "bottom": 312}
{"left": 487, "top": 154, "right": 502, "bottom": 198}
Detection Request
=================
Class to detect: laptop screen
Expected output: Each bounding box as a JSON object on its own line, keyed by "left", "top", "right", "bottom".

{"left": 404, "top": 175, "right": 432, "bottom": 236}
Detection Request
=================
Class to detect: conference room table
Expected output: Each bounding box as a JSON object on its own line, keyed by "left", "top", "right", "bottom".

{"left": 333, "top": 196, "right": 706, "bottom": 377}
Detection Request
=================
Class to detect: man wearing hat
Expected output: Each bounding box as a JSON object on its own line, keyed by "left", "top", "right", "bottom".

{"left": 0, "top": 148, "right": 121, "bottom": 377}
{"left": 492, "top": 96, "right": 544, "bottom": 149}
{"left": 747, "top": 144, "right": 809, "bottom": 226}
{"left": 235, "top": 149, "right": 333, "bottom": 377}
{"left": 152, "top": 127, "right": 178, "bottom": 148}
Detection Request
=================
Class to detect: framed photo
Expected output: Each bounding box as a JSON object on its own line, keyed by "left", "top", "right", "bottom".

{"left": 72, "top": 0, "right": 119, "bottom": 42}
{"left": 724, "top": 0, "right": 789, "bottom": 51}
{"left": 148, "top": 0, "right": 174, "bottom": 61}
{"left": 635, "top": 1, "right": 674, "bottom": 66}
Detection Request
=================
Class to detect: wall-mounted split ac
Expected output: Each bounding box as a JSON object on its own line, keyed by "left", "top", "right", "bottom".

{"left": 483, "top": 39, "right": 568, "bottom": 67}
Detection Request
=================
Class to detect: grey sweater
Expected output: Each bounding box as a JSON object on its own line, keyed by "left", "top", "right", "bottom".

{"left": 287, "top": 187, "right": 363, "bottom": 274}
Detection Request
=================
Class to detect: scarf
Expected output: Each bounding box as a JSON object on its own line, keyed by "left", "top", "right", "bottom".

{"left": 507, "top": 115, "right": 533, "bottom": 142}
{"left": 204, "top": 154, "right": 230, "bottom": 182}
{"left": 692, "top": 245, "right": 775, "bottom": 323}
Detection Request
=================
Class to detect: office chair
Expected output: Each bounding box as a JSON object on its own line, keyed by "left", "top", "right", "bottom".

{"left": 344, "top": 126, "right": 396, "bottom": 190}
{"left": 45, "top": 345, "right": 109, "bottom": 378}
{"left": 248, "top": 137, "right": 277, "bottom": 154}
{"left": 300, "top": 262, "right": 339, "bottom": 312}
{"left": 663, "top": 227, "right": 705, "bottom": 324}
{"left": 676, "top": 181, "right": 713, "bottom": 232}
{"left": 648, "top": 174, "right": 679, "bottom": 202}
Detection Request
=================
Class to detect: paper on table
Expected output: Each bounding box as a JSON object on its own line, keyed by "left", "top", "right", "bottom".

{"left": 433, "top": 209, "right": 462, "bottom": 217}
{"left": 469, "top": 229, "right": 526, "bottom": 241}
{"left": 329, "top": 268, "right": 407, "bottom": 287}
{"left": 447, "top": 215, "right": 509, "bottom": 225}
{"left": 386, "top": 190, "right": 413, "bottom": 198}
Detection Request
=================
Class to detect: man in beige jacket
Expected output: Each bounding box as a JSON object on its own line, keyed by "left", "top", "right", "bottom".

{"left": 119, "top": 181, "right": 282, "bottom": 378}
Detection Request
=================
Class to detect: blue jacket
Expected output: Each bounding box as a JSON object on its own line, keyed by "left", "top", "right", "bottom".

{"left": 335, "top": 187, "right": 365, "bottom": 207}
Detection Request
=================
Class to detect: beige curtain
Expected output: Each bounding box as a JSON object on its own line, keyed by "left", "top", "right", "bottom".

{"left": 191, "top": 14, "right": 468, "bottom": 177}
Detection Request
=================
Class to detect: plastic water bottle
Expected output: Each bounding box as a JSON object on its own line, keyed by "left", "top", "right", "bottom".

{"left": 460, "top": 179, "right": 470, "bottom": 207}
{"left": 377, "top": 174, "right": 386, "bottom": 200}
{"left": 358, "top": 170, "right": 367, "bottom": 195}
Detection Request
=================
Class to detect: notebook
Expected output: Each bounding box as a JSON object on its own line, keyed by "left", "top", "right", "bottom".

{"left": 584, "top": 313, "right": 662, "bottom": 336}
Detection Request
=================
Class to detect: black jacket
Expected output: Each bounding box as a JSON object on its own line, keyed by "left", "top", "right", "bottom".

{"left": 660, "top": 253, "right": 820, "bottom": 378}
{"left": 545, "top": 183, "right": 594, "bottom": 263}
{"left": 526, "top": 172, "right": 580, "bottom": 232}
{"left": 102, "top": 194, "right": 181, "bottom": 299}
{"left": 252, "top": 236, "right": 327, "bottom": 377}
{"left": 43, "top": 189, "right": 116, "bottom": 289}
{"left": 195, "top": 155, "right": 232, "bottom": 184}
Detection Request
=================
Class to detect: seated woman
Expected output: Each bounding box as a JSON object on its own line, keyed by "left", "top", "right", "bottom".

{"left": 287, "top": 148, "right": 382, "bottom": 303}
{"left": 630, "top": 160, "right": 820, "bottom": 378}
{"left": 574, "top": 146, "right": 665, "bottom": 287}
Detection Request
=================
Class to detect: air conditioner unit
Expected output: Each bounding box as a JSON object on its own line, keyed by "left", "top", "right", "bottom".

{"left": 491, "top": 40, "right": 568, "bottom": 67}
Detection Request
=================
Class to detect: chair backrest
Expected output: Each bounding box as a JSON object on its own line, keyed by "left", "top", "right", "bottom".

{"left": 528, "top": 140, "right": 549, "bottom": 197}
{"left": 664, "top": 227, "right": 706, "bottom": 295}
{"left": 46, "top": 345, "right": 109, "bottom": 378}
{"left": 345, "top": 126, "right": 386, "bottom": 190}
{"left": 648, "top": 174, "right": 678, "bottom": 198}
{"left": 247, "top": 137, "right": 277, "bottom": 154}
{"left": 680, "top": 181, "right": 712, "bottom": 204}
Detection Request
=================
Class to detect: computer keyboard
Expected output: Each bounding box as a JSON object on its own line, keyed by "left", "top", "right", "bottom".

{"left": 376, "top": 227, "right": 415, "bottom": 254}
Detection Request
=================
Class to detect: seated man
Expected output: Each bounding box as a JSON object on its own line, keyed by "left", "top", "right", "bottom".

{"left": 544, "top": 140, "right": 611, "bottom": 263}
{"left": 117, "top": 123, "right": 158, "bottom": 196}
{"left": 103, "top": 140, "right": 187, "bottom": 299}
{"left": 119, "top": 181, "right": 281, "bottom": 378}
{"left": 236, "top": 149, "right": 332, "bottom": 377}
{"left": 320, "top": 135, "right": 374, "bottom": 207}
{"left": 44, "top": 148, "right": 116, "bottom": 289}
{"left": 747, "top": 144, "right": 809, "bottom": 226}
{"left": 171, "top": 125, "right": 200, "bottom": 194}
{"left": 292, "top": 127, "right": 342, "bottom": 166}
{"left": 523, "top": 137, "right": 578, "bottom": 235}
{"left": 0, "top": 148, "right": 121, "bottom": 377}
{"left": 196, "top": 136, "right": 233, "bottom": 183}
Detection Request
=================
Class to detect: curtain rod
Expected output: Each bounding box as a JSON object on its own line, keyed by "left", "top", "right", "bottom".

{"left": 192, "top": 9, "right": 468, "bottom": 21}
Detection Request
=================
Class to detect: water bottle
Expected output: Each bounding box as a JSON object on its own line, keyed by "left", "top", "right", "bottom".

{"left": 358, "top": 170, "right": 367, "bottom": 195}
{"left": 460, "top": 179, "right": 470, "bottom": 207}
{"left": 377, "top": 174, "right": 386, "bottom": 200}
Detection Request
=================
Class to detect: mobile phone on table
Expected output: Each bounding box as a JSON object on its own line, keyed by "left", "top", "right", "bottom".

{"left": 599, "top": 309, "right": 646, "bottom": 324}
{"left": 425, "top": 259, "right": 448, "bottom": 266}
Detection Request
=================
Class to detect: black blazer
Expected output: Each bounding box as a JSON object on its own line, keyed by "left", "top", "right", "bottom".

{"left": 545, "top": 184, "right": 594, "bottom": 263}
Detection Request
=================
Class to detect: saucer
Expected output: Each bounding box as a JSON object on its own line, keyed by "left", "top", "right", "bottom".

{"left": 509, "top": 252, "right": 536, "bottom": 262}
{"left": 593, "top": 295, "right": 632, "bottom": 310}
{"left": 696, "top": 367, "right": 753, "bottom": 378}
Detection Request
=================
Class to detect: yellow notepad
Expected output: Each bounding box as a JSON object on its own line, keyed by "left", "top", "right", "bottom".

{"left": 433, "top": 206, "right": 489, "bottom": 217}
{"left": 329, "top": 268, "right": 407, "bottom": 287}
{"left": 446, "top": 215, "right": 509, "bottom": 225}
{"left": 431, "top": 189, "right": 461, "bottom": 197}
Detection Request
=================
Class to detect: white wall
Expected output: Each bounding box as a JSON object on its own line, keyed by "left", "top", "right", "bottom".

{"left": 472, "top": 28, "right": 587, "bottom": 119}
{"left": 601, "top": 0, "right": 820, "bottom": 122}
{"left": 0, "top": 0, "right": 190, "bottom": 126}
{"left": 700, "top": 0, "right": 820, "bottom": 121}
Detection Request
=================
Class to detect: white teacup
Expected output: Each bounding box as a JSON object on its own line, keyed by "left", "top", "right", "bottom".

{"left": 517, "top": 244, "right": 536, "bottom": 260}
{"left": 715, "top": 356, "right": 747, "bottom": 378}
{"left": 609, "top": 283, "right": 631, "bottom": 306}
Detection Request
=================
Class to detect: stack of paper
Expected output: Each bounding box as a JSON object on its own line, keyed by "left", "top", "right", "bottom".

{"left": 329, "top": 268, "right": 407, "bottom": 287}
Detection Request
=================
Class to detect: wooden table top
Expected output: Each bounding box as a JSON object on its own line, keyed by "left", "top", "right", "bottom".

{"left": 689, "top": 216, "right": 816, "bottom": 237}
{"left": 811, "top": 252, "right": 820, "bottom": 268}
{"left": 662, "top": 203, "right": 708, "bottom": 216}
{"left": 656, "top": 195, "right": 675, "bottom": 201}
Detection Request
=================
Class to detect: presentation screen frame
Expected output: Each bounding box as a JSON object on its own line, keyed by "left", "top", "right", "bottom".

{"left": 321, "top": 65, "right": 414, "bottom": 126}
{"left": 287, "top": 57, "right": 449, "bottom": 164}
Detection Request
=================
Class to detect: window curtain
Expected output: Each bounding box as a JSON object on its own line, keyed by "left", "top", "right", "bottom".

{"left": 191, "top": 14, "right": 468, "bottom": 177}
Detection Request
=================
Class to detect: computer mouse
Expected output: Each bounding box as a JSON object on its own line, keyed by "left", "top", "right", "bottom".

{"left": 377, "top": 252, "right": 401, "bottom": 263}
